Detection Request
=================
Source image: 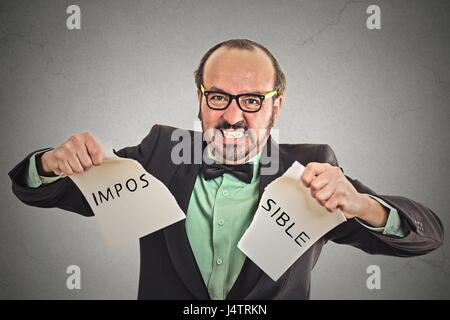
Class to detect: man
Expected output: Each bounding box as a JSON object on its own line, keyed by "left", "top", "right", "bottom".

{"left": 9, "top": 39, "right": 444, "bottom": 300}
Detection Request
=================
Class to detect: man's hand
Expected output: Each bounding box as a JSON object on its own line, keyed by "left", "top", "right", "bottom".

{"left": 40, "top": 132, "right": 103, "bottom": 176}
{"left": 301, "top": 162, "right": 388, "bottom": 227}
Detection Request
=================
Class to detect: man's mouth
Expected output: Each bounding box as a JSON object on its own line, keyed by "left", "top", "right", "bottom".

{"left": 222, "top": 129, "right": 245, "bottom": 139}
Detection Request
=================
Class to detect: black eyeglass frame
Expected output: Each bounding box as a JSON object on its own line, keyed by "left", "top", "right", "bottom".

{"left": 200, "top": 84, "right": 278, "bottom": 113}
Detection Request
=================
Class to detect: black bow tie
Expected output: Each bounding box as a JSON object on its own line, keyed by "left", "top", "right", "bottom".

{"left": 202, "top": 162, "right": 254, "bottom": 184}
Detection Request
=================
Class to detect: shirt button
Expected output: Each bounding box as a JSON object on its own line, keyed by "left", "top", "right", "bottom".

{"left": 218, "top": 219, "right": 224, "bottom": 226}
{"left": 216, "top": 258, "right": 223, "bottom": 265}
{"left": 222, "top": 190, "right": 228, "bottom": 196}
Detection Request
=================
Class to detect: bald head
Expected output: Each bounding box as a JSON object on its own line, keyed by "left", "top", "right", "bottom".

{"left": 194, "top": 39, "right": 286, "bottom": 97}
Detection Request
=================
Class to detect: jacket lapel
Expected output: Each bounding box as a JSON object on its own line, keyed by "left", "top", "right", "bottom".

{"left": 162, "top": 132, "right": 210, "bottom": 300}
{"left": 258, "top": 137, "right": 284, "bottom": 200}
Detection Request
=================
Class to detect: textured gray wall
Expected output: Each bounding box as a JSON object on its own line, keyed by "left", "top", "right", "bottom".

{"left": 1, "top": 0, "right": 449, "bottom": 299}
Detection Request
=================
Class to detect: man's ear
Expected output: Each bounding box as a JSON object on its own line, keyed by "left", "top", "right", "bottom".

{"left": 272, "top": 95, "right": 283, "bottom": 127}
{"left": 197, "top": 89, "right": 202, "bottom": 102}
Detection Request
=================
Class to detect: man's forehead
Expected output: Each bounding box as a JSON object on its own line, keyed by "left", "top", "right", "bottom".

{"left": 203, "top": 47, "right": 275, "bottom": 89}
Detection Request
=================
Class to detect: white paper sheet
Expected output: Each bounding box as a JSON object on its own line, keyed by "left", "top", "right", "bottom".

{"left": 237, "top": 161, "right": 347, "bottom": 281}
{"left": 69, "top": 150, "right": 185, "bottom": 248}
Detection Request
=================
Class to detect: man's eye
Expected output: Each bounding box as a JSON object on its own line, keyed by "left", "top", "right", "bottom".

{"left": 211, "top": 95, "right": 225, "bottom": 101}
{"left": 245, "top": 98, "right": 260, "bottom": 105}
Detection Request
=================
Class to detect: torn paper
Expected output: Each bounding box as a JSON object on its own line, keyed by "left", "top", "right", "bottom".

{"left": 69, "top": 149, "right": 185, "bottom": 248}
{"left": 238, "top": 161, "right": 346, "bottom": 281}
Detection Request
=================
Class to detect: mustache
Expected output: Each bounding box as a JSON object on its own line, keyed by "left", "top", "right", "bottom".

{"left": 215, "top": 120, "right": 248, "bottom": 131}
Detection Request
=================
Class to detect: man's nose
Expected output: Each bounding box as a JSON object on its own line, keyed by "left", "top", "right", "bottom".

{"left": 222, "top": 98, "right": 244, "bottom": 125}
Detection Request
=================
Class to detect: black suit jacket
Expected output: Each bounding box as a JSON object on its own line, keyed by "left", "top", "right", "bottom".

{"left": 9, "top": 124, "right": 444, "bottom": 299}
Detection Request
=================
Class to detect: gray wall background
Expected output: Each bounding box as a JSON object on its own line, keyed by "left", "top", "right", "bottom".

{"left": 1, "top": 0, "right": 449, "bottom": 299}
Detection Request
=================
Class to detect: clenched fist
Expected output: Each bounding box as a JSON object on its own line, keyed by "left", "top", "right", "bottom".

{"left": 40, "top": 132, "right": 103, "bottom": 176}
{"left": 301, "top": 162, "right": 388, "bottom": 227}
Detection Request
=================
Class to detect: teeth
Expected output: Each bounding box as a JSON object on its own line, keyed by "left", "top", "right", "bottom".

{"left": 222, "top": 130, "right": 244, "bottom": 139}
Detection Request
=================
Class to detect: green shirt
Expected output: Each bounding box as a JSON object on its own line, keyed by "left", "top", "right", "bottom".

{"left": 185, "top": 151, "right": 262, "bottom": 300}
{"left": 27, "top": 148, "right": 406, "bottom": 300}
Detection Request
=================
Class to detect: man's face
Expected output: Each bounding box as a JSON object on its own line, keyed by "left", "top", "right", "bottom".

{"left": 198, "top": 47, "right": 283, "bottom": 164}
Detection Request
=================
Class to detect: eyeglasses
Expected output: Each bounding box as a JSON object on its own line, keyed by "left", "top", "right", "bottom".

{"left": 200, "top": 84, "right": 277, "bottom": 113}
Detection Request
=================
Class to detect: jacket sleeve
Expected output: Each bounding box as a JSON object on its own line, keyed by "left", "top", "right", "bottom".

{"left": 321, "top": 144, "right": 444, "bottom": 257}
{"left": 8, "top": 125, "right": 163, "bottom": 217}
